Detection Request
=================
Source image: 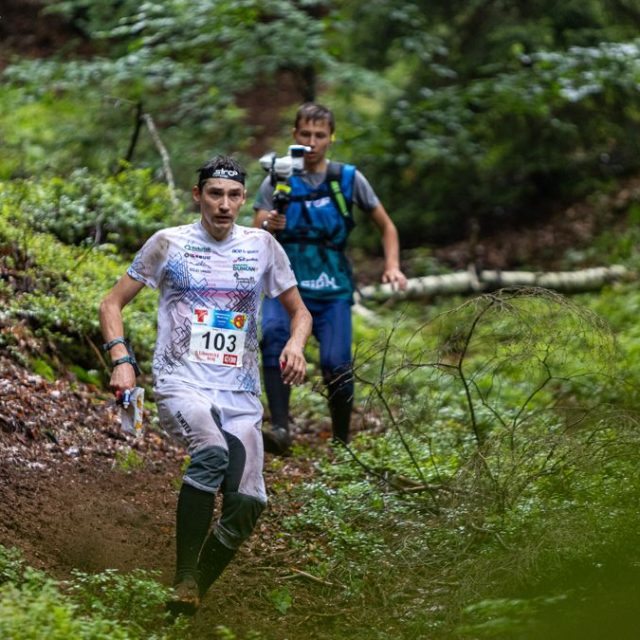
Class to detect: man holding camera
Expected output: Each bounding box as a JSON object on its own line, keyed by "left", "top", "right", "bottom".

{"left": 253, "top": 102, "right": 407, "bottom": 453}
{"left": 100, "top": 155, "right": 311, "bottom": 615}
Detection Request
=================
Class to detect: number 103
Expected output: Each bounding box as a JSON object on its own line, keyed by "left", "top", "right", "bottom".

{"left": 201, "top": 331, "right": 237, "bottom": 352}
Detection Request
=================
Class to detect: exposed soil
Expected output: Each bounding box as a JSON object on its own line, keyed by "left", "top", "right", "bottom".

{"left": 0, "top": 353, "right": 339, "bottom": 638}
{"left": 0, "top": 355, "right": 179, "bottom": 579}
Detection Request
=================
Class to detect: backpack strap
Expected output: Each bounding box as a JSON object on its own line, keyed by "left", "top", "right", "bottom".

{"left": 325, "top": 161, "right": 354, "bottom": 222}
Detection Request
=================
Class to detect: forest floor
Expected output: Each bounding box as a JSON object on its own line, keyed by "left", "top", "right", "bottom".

{"left": 2, "top": 174, "right": 638, "bottom": 638}
{"left": 0, "top": 352, "right": 338, "bottom": 638}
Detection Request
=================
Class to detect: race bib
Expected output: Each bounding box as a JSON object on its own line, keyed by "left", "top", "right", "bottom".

{"left": 188, "top": 308, "right": 248, "bottom": 367}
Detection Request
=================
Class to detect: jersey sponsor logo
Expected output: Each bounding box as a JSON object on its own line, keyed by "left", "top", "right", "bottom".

{"left": 233, "top": 263, "right": 257, "bottom": 272}
{"left": 234, "top": 274, "right": 256, "bottom": 285}
{"left": 184, "top": 243, "right": 212, "bottom": 253}
{"left": 300, "top": 272, "right": 339, "bottom": 290}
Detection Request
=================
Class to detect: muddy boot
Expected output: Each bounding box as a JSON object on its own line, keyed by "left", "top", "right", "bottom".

{"left": 166, "top": 576, "right": 200, "bottom": 617}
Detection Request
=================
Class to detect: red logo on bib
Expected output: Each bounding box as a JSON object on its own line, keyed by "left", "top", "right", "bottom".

{"left": 194, "top": 309, "right": 208, "bottom": 323}
{"left": 223, "top": 354, "right": 238, "bottom": 365}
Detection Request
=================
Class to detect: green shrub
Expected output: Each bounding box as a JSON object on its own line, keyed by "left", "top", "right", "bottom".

{"left": 0, "top": 581, "right": 128, "bottom": 640}
{"left": 0, "top": 203, "right": 158, "bottom": 374}
{"left": 0, "top": 546, "right": 188, "bottom": 640}
{"left": 0, "top": 170, "right": 189, "bottom": 256}
{"left": 69, "top": 568, "right": 171, "bottom": 633}
{"left": 282, "top": 290, "right": 640, "bottom": 638}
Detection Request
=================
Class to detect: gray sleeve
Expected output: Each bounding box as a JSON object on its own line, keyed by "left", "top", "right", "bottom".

{"left": 253, "top": 177, "right": 275, "bottom": 211}
{"left": 352, "top": 170, "right": 380, "bottom": 213}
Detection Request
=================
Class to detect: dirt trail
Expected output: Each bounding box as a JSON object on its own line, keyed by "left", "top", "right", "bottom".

{"left": 0, "top": 355, "right": 330, "bottom": 637}
{"left": 0, "top": 356, "right": 180, "bottom": 580}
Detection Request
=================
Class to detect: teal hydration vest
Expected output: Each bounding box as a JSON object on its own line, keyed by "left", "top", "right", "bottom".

{"left": 277, "top": 162, "right": 356, "bottom": 301}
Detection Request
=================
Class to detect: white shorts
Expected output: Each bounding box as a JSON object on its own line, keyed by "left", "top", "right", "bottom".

{"left": 155, "top": 378, "right": 266, "bottom": 503}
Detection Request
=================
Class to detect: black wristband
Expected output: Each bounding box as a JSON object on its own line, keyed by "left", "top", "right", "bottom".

{"left": 112, "top": 355, "right": 141, "bottom": 376}
{"left": 102, "top": 337, "right": 126, "bottom": 352}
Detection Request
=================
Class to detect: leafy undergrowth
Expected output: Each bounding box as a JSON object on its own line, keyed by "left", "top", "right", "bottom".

{"left": 3, "top": 287, "right": 640, "bottom": 639}
{"left": 263, "top": 289, "right": 640, "bottom": 640}
{"left": 0, "top": 546, "right": 190, "bottom": 640}
{"left": 3, "top": 172, "right": 640, "bottom": 638}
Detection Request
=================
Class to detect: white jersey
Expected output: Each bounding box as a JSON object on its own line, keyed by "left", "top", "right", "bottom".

{"left": 127, "top": 221, "right": 297, "bottom": 394}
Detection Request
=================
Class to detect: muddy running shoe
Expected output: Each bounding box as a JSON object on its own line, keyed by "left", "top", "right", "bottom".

{"left": 166, "top": 576, "right": 200, "bottom": 617}
{"left": 262, "top": 426, "right": 292, "bottom": 456}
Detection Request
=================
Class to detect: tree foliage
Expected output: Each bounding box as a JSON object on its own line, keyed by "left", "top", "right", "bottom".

{"left": 3, "top": 1, "right": 640, "bottom": 245}
{"left": 2, "top": 0, "right": 333, "bottom": 184}
{"left": 329, "top": 0, "right": 640, "bottom": 243}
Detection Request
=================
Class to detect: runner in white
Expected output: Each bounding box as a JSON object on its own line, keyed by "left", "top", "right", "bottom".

{"left": 99, "top": 155, "right": 312, "bottom": 616}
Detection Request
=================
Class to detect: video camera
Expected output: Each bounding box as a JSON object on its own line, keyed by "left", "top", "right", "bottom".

{"left": 259, "top": 144, "right": 311, "bottom": 186}
{"left": 258, "top": 144, "right": 310, "bottom": 215}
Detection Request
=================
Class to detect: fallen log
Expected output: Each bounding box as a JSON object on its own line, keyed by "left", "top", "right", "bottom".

{"left": 358, "top": 265, "right": 633, "bottom": 301}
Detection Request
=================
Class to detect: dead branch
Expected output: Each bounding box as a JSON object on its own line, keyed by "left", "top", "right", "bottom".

{"left": 282, "top": 568, "right": 337, "bottom": 587}
{"left": 359, "top": 265, "right": 633, "bottom": 301}
{"left": 141, "top": 113, "right": 180, "bottom": 210}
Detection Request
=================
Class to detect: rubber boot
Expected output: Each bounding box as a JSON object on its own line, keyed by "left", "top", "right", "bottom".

{"left": 174, "top": 483, "right": 215, "bottom": 583}
{"left": 328, "top": 392, "right": 353, "bottom": 444}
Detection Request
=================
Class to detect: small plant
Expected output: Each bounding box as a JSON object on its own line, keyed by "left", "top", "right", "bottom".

{"left": 69, "top": 567, "right": 172, "bottom": 632}
{"left": 172, "top": 455, "right": 191, "bottom": 491}
{"left": 31, "top": 357, "right": 56, "bottom": 382}
{"left": 0, "top": 546, "right": 29, "bottom": 586}
{"left": 266, "top": 586, "right": 293, "bottom": 615}
{"left": 113, "top": 447, "right": 145, "bottom": 473}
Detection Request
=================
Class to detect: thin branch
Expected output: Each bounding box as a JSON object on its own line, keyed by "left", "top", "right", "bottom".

{"left": 141, "top": 113, "right": 180, "bottom": 210}
{"left": 456, "top": 297, "right": 498, "bottom": 445}
{"left": 282, "top": 568, "right": 337, "bottom": 587}
{"left": 338, "top": 441, "right": 440, "bottom": 512}
{"left": 122, "top": 101, "right": 144, "bottom": 168}
{"left": 86, "top": 335, "right": 109, "bottom": 372}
